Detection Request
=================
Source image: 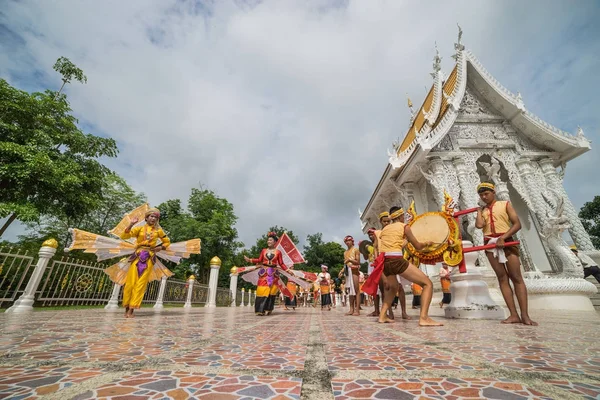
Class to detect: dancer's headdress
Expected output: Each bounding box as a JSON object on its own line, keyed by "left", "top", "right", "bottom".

{"left": 343, "top": 235, "right": 354, "bottom": 243}
{"left": 145, "top": 208, "right": 160, "bottom": 218}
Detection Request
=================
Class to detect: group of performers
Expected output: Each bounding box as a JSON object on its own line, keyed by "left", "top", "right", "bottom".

{"left": 62, "top": 181, "right": 537, "bottom": 326}
{"left": 356, "top": 181, "right": 537, "bottom": 326}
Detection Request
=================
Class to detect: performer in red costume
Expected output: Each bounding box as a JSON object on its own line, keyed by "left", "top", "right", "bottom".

{"left": 244, "top": 232, "right": 289, "bottom": 316}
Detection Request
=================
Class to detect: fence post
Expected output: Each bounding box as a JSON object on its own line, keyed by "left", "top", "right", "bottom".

{"left": 104, "top": 283, "right": 122, "bottom": 311}
{"left": 6, "top": 239, "right": 57, "bottom": 313}
{"left": 184, "top": 275, "right": 195, "bottom": 309}
{"left": 247, "top": 289, "right": 253, "bottom": 307}
{"left": 153, "top": 276, "right": 168, "bottom": 309}
{"left": 241, "top": 288, "right": 246, "bottom": 307}
{"left": 229, "top": 266, "right": 238, "bottom": 307}
{"left": 205, "top": 256, "right": 221, "bottom": 308}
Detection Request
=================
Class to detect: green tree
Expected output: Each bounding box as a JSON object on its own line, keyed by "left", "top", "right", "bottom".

{"left": 20, "top": 173, "right": 146, "bottom": 247}
{"left": 302, "top": 232, "right": 346, "bottom": 274}
{"left": 0, "top": 59, "right": 117, "bottom": 237}
{"left": 158, "top": 187, "right": 243, "bottom": 283}
{"left": 579, "top": 195, "right": 600, "bottom": 248}
{"left": 53, "top": 57, "right": 87, "bottom": 99}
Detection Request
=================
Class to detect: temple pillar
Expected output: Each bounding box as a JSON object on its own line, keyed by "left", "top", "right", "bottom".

{"left": 452, "top": 157, "right": 492, "bottom": 273}
{"left": 539, "top": 158, "right": 596, "bottom": 251}
{"left": 428, "top": 158, "right": 448, "bottom": 209}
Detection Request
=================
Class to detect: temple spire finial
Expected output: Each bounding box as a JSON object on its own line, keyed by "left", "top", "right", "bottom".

{"left": 452, "top": 24, "right": 465, "bottom": 60}
{"left": 406, "top": 93, "right": 415, "bottom": 115}
{"left": 576, "top": 126, "right": 585, "bottom": 138}
{"left": 431, "top": 42, "right": 442, "bottom": 77}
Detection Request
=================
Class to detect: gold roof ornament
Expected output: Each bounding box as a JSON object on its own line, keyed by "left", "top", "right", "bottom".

{"left": 188, "top": 274, "right": 196, "bottom": 281}
{"left": 210, "top": 256, "right": 222, "bottom": 266}
{"left": 42, "top": 238, "right": 58, "bottom": 249}
{"left": 230, "top": 266, "right": 238, "bottom": 275}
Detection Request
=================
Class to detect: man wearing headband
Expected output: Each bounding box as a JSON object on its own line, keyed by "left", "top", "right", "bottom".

{"left": 364, "top": 206, "right": 442, "bottom": 326}
{"left": 317, "top": 265, "right": 332, "bottom": 311}
{"left": 476, "top": 182, "right": 537, "bottom": 326}
{"left": 343, "top": 235, "right": 361, "bottom": 316}
{"left": 365, "top": 211, "right": 391, "bottom": 318}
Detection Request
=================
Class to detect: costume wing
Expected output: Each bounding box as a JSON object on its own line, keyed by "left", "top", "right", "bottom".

{"left": 240, "top": 269, "right": 260, "bottom": 286}
{"left": 107, "top": 203, "right": 150, "bottom": 238}
{"left": 65, "top": 228, "right": 136, "bottom": 262}
{"left": 280, "top": 269, "right": 313, "bottom": 290}
{"left": 237, "top": 266, "right": 258, "bottom": 274}
{"left": 289, "top": 270, "right": 318, "bottom": 282}
{"left": 156, "top": 238, "right": 201, "bottom": 264}
{"left": 147, "top": 258, "right": 175, "bottom": 282}
{"left": 276, "top": 279, "right": 293, "bottom": 299}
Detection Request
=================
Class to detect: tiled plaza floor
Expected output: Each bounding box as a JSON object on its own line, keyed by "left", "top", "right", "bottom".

{"left": 0, "top": 305, "right": 599, "bottom": 399}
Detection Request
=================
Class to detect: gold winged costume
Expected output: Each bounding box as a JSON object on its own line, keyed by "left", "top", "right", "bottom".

{"left": 65, "top": 203, "right": 201, "bottom": 309}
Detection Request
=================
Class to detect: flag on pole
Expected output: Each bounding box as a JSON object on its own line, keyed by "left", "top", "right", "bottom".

{"left": 276, "top": 232, "right": 305, "bottom": 268}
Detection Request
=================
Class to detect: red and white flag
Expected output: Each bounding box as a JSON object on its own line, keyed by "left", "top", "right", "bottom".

{"left": 276, "top": 232, "right": 305, "bottom": 268}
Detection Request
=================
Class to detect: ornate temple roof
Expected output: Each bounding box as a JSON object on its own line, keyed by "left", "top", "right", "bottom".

{"left": 360, "top": 36, "right": 591, "bottom": 230}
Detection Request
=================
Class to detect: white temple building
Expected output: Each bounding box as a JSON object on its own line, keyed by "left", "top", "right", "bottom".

{"left": 359, "top": 30, "right": 598, "bottom": 311}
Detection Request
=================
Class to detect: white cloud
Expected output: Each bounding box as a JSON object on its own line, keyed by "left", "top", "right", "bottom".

{"left": 1, "top": 0, "right": 599, "bottom": 249}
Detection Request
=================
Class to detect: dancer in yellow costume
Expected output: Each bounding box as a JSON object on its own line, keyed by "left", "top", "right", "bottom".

{"left": 66, "top": 203, "right": 201, "bottom": 318}
{"left": 117, "top": 209, "right": 170, "bottom": 317}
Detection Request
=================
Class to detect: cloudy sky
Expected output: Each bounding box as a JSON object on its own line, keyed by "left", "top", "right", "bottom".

{"left": 1, "top": 0, "right": 599, "bottom": 250}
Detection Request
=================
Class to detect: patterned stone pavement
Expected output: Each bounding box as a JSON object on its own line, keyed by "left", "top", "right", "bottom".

{"left": 0, "top": 305, "right": 599, "bottom": 399}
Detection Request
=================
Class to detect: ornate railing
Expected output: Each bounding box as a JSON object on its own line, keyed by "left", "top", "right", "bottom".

{"left": 3, "top": 241, "right": 230, "bottom": 310}
{"left": 37, "top": 257, "right": 113, "bottom": 306}
{"left": 189, "top": 281, "right": 208, "bottom": 304}
{"left": 0, "top": 247, "right": 34, "bottom": 307}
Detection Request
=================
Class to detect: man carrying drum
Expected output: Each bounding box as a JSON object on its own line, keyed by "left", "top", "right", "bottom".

{"left": 475, "top": 182, "right": 537, "bottom": 326}
{"left": 363, "top": 206, "right": 443, "bottom": 326}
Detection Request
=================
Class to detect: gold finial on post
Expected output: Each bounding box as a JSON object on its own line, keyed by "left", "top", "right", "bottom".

{"left": 210, "top": 256, "right": 222, "bottom": 267}
{"left": 230, "top": 266, "right": 238, "bottom": 275}
{"left": 42, "top": 239, "right": 58, "bottom": 249}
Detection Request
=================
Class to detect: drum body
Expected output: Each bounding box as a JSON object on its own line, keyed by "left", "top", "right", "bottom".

{"left": 404, "top": 211, "right": 462, "bottom": 266}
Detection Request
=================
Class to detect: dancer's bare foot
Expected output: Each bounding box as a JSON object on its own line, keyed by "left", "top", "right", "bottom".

{"left": 521, "top": 316, "right": 538, "bottom": 326}
{"left": 124, "top": 307, "right": 129, "bottom": 318}
{"left": 411, "top": 306, "right": 418, "bottom": 309}
{"left": 368, "top": 311, "right": 379, "bottom": 317}
{"left": 345, "top": 310, "right": 354, "bottom": 316}
{"left": 501, "top": 315, "right": 522, "bottom": 324}
{"left": 352, "top": 311, "right": 360, "bottom": 316}
{"left": 402, "top": 313, "right": 412, "bottom": 320}
{"left": 378, "top": 316, "right": 394, "bottom": 323}
{"left": 439, "top": 301, "right": 443, "bottom": 308}
{"left": 419, "top": 317, "right": 443, "bottom": 326}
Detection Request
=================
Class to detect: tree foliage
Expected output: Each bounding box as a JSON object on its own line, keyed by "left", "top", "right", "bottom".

{"left": 158, "top": 188, "right": 243, "bottom": 283}
{"left": 21, "top": 173, "right": 146, "bottom": 248}
{"left": 302, "top": 232, "right": 345, "bottom": 275}
{"left": 0, "top": 59, "right": 117, "bottom": 237}
{"left": 579, "top": 195, "right": 600, "bottom": 248}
